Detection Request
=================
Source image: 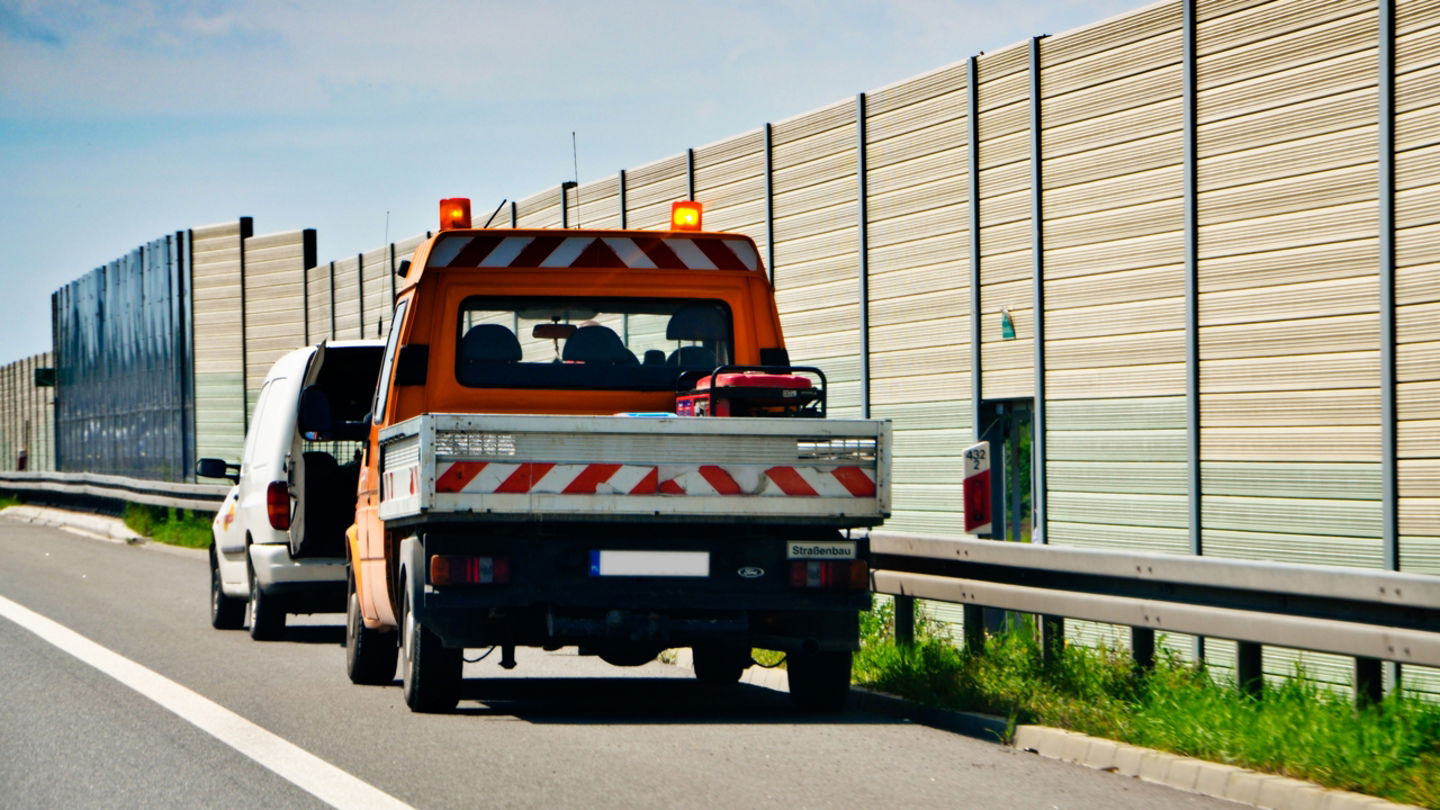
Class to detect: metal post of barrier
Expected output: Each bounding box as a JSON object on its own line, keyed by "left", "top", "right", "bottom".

{"left": 893, "top": 594, "right": 915, "bottom": 647}
{"left": 963, "top": 604, "right": 984, "bottom": 653}
{"left": 1237, "top": 641, "right": 1263, "bottom": 697}
{"left": 1355, "top": 657, "right": 1384, "bottom": 706}
{"left": 1131, "top": 626, "right": 1155, "bottom": 671}
{"left": 1040, "top": 615, "right": 1064, "bottom": 663}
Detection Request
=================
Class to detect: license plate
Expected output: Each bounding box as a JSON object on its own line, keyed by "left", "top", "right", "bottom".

{"left": 588, "top": 550, "right": 710, "bottom": 577}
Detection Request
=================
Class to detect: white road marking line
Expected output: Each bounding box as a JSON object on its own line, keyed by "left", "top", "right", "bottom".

{"left": 0, "top": 594, "right": 412, "bottom": 810}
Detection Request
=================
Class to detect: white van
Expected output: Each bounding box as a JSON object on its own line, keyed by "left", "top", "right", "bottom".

{"left": 199, "top": 340, "right": 385, "bottom": 640}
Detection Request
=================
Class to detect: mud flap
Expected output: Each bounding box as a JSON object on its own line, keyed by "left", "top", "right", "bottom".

{"left": 399, "top": 535, "right": 425, "bottom": 622}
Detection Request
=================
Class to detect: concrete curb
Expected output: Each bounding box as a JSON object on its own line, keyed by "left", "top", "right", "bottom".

{"left": 1009, "top": 725, "right": 1424, "bottom": 810}
{"left": 667, "top": 651, "right": 1423, "bottom": 810}
{"left": 1, "top": 505, "right": 204, "bottom": 557}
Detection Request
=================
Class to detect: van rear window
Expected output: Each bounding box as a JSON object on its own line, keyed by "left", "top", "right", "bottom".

{"left": 455, "top": 296, "right": 732, "bottom": 391}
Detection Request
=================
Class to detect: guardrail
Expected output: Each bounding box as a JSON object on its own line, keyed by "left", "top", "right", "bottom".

{"left": 3, "top": 472, "right": 1435, "bottom": 702}
{"left": 869, "top": 531, "right": 1440, "bottom": 703}
{"left": 0, "top": 471, "right": 228, "bottom": 513}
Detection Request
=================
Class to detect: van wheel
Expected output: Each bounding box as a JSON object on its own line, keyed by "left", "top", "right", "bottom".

{"left": 246, "top": 558, "right": 285, "bottom": 641}
{"left": 692, "top": 645, "right": 750, "bottom": 685}
{"left": 209, "top": 545, "right": 244, "bottom": 630}
{"left": 787, "top": 650, "right": 852, "bottom": 712}
{"left": 401, "top": 586, "right": 461, "bottom": 712}
{"left": 346, "top": 569, "right": 397, "bottom": 685}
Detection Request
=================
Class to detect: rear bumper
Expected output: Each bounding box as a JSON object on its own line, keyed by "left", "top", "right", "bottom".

{"left": 408, "top": 525, "right": 868, "bottom": 651}
{"left": 249, "top": 544, "right": 346, "bottom": 613}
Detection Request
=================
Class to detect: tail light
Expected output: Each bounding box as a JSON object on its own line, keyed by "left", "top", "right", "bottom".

{"left": 431, "top": 555, "right": 510, "bottom": 585}
{"left": 789, "top": 559, "right": 868, "bottom": 590}
{"left": 266, "top": 481, "right": 291, "bottom": 530}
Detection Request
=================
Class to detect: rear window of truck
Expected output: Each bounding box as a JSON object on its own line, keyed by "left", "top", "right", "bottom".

{"left": 455, "top": 296, "right": 732, "bottom": 391}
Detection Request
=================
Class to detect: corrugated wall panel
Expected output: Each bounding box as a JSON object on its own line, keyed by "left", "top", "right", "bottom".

{"left": 1197, "top": 0, "right": 1381, "bottom": 568}
{"left": 977, "top": 41, "right": 1035, "bottom": 401}
{"left": 514, "top": 188, "right": 562, "bottom": 229}
{"left": 1396, "top": 0, "right": 1440, "bottom": 577}
{"left": 623, "top": 154, "right": 688, "bottom": 230}
{"left": 331, "top": 255, "right": 361, "bottom": 340}
{"left": 305, "top": 261, "right": 331, "bottom": 343}
{"left": 770, "top": 100, "right": 860, "bottom": 417}
{"left": 190, "top": 220, "right": 247, "bottom": 464}
{"left": 361, "top": 244, "right": 391, "bottom": 340}
{"left": 574, "top": 176, "right": 621, "bottom": 231}
{"left": 692, "top": 138, "right": 766, "bottom": 238}
{"left": 867, "top": 63, "right": 970, "bottom": 535}
{"left": 1039, "top": 3, "right": 1186, "bottom": 556}
{"left": 242, "top": 230, "right": 307, "bottom": 420}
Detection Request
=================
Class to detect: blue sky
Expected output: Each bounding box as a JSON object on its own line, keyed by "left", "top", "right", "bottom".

{"left": 1, "top": 0, "right": 1143, "bottom": 360}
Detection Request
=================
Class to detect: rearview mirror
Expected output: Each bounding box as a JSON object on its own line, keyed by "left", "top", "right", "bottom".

{"left": 532, "top": 323, "right": 578, "bottom": 340}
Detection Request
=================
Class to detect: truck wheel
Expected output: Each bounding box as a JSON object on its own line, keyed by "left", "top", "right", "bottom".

{"left": 346, "top": 570, "right": 397, "bottom": 685}
{"left": 246, "top": 559, "right": 286, "bottom": 641}
{"left": 787, "top": 650, "right": 852, "bottom": 712}
{"left": 209, "top": 545, "right": 244, "bottom": 630}
{"left": 401, "top": 587, "right": 461, "bottom": 712}
{"left": 692, "top": 645, "right": 750, "bottom": 685}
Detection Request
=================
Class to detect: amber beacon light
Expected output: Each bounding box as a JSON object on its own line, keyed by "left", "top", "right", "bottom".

{"left": 439, "top": 197, "right": 472, "bottom": 230}
{"left": 670, "top": 200, "right": 703, "bottom": 231}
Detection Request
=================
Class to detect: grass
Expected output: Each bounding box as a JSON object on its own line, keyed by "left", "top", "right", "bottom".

{"left": 851, "top": 599, "right": 1440, "bottom": 809}
{"left": 0, "top": 492, "right": 21, "bottom": 509}
{"left": 121, "top": 503, "right": 214, "bottom": 549}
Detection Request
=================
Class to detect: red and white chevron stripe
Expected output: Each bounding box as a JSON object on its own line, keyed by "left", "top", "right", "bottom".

{"left": 433, "top": 460, "right": 876, "bottom": 498}
{"left": 428, "top": 233, "right": 761, "bottom": 272}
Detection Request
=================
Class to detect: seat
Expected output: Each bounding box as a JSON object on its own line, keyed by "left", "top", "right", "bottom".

{"left": 668, "top": 345, "right": 716, "bottom": 368}
{"left": 642, "top": 349, "right": 666, "bottom": 366}
{"left": 292, "top": 451, "right": 356, "bottom": 558}
{"left": 460, "top": 323, "right": 522, "bottom": 365}
{"left": 562, "top": 325, "right": 638, "bottom": 365}
{"left": 665, "top": 304, "right": 729, "bottom": 342}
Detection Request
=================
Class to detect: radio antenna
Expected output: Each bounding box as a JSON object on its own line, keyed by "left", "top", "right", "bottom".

{"left": 481, "top": 199, "right": 507, "bottom": 229}
{"left": 571, "top": 131, "right": 581, "bottom": 228}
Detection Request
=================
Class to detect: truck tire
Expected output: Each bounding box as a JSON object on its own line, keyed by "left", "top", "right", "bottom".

{"left": 787, "top": 650, "right": 852, "bottom": 712}
{"left": 210, "top": 545, "right": 244, "bottom": 630}
{"left": 346, "top": 570, "right": 397, "bottom": 685}
{"left": 692, "top": 645, "right": 750, "bottom": 685}
{"left": 246, "top": 558, "right": 286, "bottom": 641}
{"left": 401, "top": 586, "right": 461, "bottom": 712}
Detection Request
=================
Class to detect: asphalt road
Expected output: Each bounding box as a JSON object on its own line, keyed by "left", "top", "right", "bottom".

{"left": 0, "top": 515, "right": 1240, "bottom": 809}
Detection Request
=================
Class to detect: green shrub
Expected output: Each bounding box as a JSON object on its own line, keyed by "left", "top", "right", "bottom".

{"left": 851, "top": 601, "right": 1440, "bottom": 808}
{"left": 122, "top": 504, "right": 213, "bottom": 549}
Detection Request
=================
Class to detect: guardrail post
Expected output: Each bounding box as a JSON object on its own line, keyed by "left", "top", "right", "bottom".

{"left": 1040, "top": 615, "right": 1064, "bottom": 664}
{"left": 893, "top": 594, "right": 915, "bottom": 647}
{"left": 1131, "top": 626, "right": 1155, "bottom": 671}
{"left": 963, "top": 604, "right": 984, "bottom": 653}
{"left": 1354, "top": 657, "right": 1383, "bottom": 706}
{"left": 1237, "top": 641, "right": 1263, "bottom": 698}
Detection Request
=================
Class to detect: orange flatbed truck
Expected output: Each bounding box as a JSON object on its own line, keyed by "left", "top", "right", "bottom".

{"left": 320, "top": 199, "right": 891, "bottom": 712}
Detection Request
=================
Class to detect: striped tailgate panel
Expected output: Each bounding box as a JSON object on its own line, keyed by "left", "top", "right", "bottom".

{"left": 428, "top": 234, "right": 761, "bottom": 272}
{"left": 434, "top": 461, "right": 876, "bottom": 498}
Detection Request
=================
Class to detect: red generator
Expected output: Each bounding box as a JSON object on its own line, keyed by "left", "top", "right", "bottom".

{"left": 676, "top": 366, "right": 826, "bottom": 418}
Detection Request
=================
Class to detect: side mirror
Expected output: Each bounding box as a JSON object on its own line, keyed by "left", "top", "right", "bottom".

{"left": 396, "top": 259, "right": 411, "bottom": 278}
{"left": 395, "top": 344, "right": 429, "bottom": 386}
{"left": 298, "top": 385, "right": 334, "bottom": 440}
{"left": 197, "top": 457, "right": 239, "bottom": 483}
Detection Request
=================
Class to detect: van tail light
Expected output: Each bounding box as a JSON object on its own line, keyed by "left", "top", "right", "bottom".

{"left": 430, "top": 555, "right": 510, "bottom": 585}
{"left": 266, "top": 481, "right": 291, "bottom": 530}
{"left": 789, "top": 560, "right": 868, "bottom": 590}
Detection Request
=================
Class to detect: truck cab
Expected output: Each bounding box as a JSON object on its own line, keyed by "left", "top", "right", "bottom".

{"left": 343, "top": 199, "right": 890, "bottom": 712}
{"left": 202, "top": 340, "right": 384, "bottom": 639}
